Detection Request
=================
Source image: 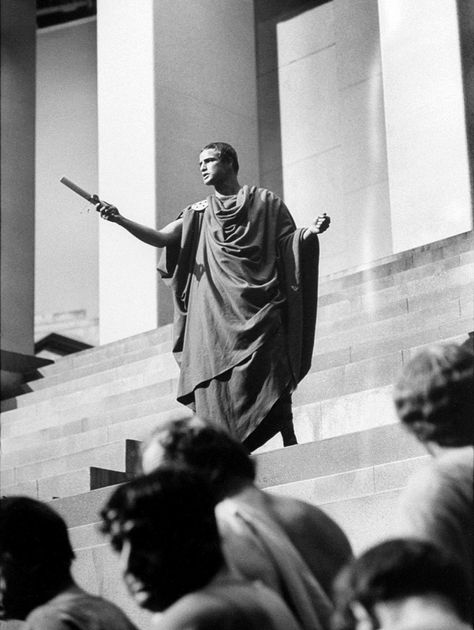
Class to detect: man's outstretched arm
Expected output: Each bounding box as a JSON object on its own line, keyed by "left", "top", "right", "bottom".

{"left": 97, "top": 202, "right": 182, "bottom": 248}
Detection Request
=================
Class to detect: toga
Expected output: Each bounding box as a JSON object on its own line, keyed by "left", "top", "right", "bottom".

{"left": 159, "top": 185, "right": 320, "bottom": 441}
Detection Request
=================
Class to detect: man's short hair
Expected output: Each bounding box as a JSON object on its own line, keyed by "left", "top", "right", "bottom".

{"left": 141, "top": 416, "right": 256, "bottom": 490}
{"left": 0, "top": 496, "right": 75, "bottom": 575}
{"left": 100, "top": 467, "right": 223, "bottom": 610}
{"left": 201, "top": 142, "right": 239, "bottom": 174}
{"left": 332, "top": 538, "right": 471, "bottom": 630}
{"left": 393, "top": 343, "right": 474, "bottom": 447}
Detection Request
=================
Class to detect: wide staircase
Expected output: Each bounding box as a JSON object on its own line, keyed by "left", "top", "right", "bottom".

{"left": 1, "top": 230, "right": 472, "bottom": 627}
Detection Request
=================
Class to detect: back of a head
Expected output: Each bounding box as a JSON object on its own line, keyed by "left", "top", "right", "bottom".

{"left": 201, "top": 141, "right": 239, "bottom": 174}
{"left": 141, "top": 416, "right": 256, "bottom": 493}
{"left": 393, "top": 343, "right": 474, "bottom": 447}
{"left": 0, "top": 496, "right": 75, "bottom": 618}
{"left": 332, "top": 538, "right": 471, "bottom": 630}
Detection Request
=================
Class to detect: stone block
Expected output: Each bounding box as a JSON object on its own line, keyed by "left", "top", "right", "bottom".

{"left": 373, "top": 456, "right": 430, "bottom": 493}
{"left": 38, "top": 468, "right": 93, "bottom": 500}
{"left": 0, "top": 479, "right": 38, "bottom": 498}
{"left": 107, "top": 407, "right": 193, "bottom": 444}
{"left": 343, "top": 351, "right": 402, "bottom": 395}
{"left": 2, "top": 381, "right": 178, "bottom": 440}
{"left": 321, "top": 489, "right": 402, "bottom": 553}
{"left": 13, "top": 441, "right": 127, "bottom": 484}
{"left": 256, "top": 424, "right": 424, "bottom": 489}
{"left": 318, "top": 386, "right": 397, "bottom": 440}
{"left": 268, "top": 466, "right": 375, "bottom": 506}
{"left": 11, "top": 361, "right": 177, "bottom": 410}
{"left": 2, "top": 426, "right": 109, "bottom": 466}
{"left": 30, "top": 341, "right": 173, "bottom": 391}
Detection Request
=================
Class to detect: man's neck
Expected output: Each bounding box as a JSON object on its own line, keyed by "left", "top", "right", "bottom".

{"left": 213, "top": 177, "right": 241, "bottom": 196}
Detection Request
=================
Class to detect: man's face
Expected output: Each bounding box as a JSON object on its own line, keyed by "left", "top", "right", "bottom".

{"left": 199, "top": 148, "right": 232, "bottom": 187}
{"left": 109, "top": 518, "right": 183, "bottom": 613}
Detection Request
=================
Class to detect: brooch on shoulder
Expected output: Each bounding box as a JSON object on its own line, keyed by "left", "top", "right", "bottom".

{"left": 191, "top": 199, "right": 208, "bottom": 211}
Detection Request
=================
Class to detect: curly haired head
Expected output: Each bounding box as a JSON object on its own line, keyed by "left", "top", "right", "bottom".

{"left": 140, "top": 415, "right": 256, "bottom": 496}
{"left": 393, "top": 343, "right": 474, "bottom": 447}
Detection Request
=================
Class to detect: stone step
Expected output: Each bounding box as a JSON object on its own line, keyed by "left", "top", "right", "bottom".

{"left": 37, "top": 325, "right": 172, "bottom": 377}
{"left": 1, "top": 377, "right": 178, "bottom": 436}
{"left": 1, "top": 467, "right": 132, "bottom": 502}
{"left": 0, "top": 379, "right": 396, "bottom": 470}
{"left": 256, "top": 423, "right": 425, "bottom": 486}
{"left": 319, "top": 230, "right": 473, "bottom": 293}
{"left": 8, "top": 351, "right": 178, "bottom": 406}
{"left": 67, "top": 458, "right": 429, "bottom": 557}
{"left": 0, "top": 386, "right": 400, "bottom": 497}
{"left": 45, "top": 424, "right": 421, "bottom": 531}
{"left": 32, "top": 232, "right": 472, "bottom": 379}
{"left": 0, "top": 400, "right": 188, "bottom": 457}
{"left": 268, "top": 455, "right": 429, "bottom": 509}
{"left": 24, "top": 268, "right": 472, "bottom": 397}
{"left": 314, "top": 298, "right": 472, "bottom": 358}
{"left": 2, "top": 343, "right": 403, "bottom": 443}
{"left": 1, "top": 439, "right": 140, "bottom": 488}
{"left": 4, "top": 281, "right": 471, "bottom": 418}
{"left": 28, "top": 340, "right": 173, "bottom": 392}
{"left": 318, "top": 253, "right": 473, "bottom": 318}
{"left": 317, "top": 270, "right": 473, "bottom": 338}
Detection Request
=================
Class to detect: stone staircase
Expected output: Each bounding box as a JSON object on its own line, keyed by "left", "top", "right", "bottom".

{"left": 0, "top": 230, "right": 472, "bottom": 627}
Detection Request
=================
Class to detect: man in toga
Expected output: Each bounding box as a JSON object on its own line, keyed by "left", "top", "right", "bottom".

{"left": 99, "top": 142, "right": 330, "bottom": 451}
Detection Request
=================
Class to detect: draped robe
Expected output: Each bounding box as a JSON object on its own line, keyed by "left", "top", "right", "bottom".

{"left": 159, "top": 186, "right": 319, "bottom": 441}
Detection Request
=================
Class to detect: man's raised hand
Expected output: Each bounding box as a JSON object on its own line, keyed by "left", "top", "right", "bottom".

{"left": 95, "top": 200, "right": 121, "bottom": 223}
{"left": 307, "top": 213, "right": 331, "bottom": 236}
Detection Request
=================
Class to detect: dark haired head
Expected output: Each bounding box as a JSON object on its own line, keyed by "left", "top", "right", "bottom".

{"left": 0, "top": 497, "right": 75, "bottom": 620}
{"left": 393, "top": 343, "right": 474, "bottom": 447}
{"left": 141, "top": 416, "right": 256, "bottom": 497}
{"left": 201, "top": 142, "right": 239, "bottom": 174}
{"left": 100, "top": 466, "right": 224, "bottom": 612}
{"left": 332, "top": 538, "right": 471, "bottom": 630}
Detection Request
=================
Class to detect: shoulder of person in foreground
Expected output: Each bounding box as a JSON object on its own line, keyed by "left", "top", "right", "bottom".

{"left": 266, "top": 491, "right": 352, "bottom": 555}
{"left": 24, "top": 590, "right": 138, "bottom": 630}
{"left": 389, "top": 620, "right": 473, "bottom": 630}
{"left": 154, "top": 581, "right": 299, "bottom": 630}
{"left": 264, "top": 491, "right": 353, "bottom": 590}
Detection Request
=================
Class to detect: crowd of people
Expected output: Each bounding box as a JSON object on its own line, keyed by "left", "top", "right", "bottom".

{"left": 0, "top": 341, "right": 472, "bottom": 630}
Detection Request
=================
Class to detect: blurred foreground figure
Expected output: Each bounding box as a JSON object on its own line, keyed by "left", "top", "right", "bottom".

{"left": 141, "top": 416, "right": 353, "bottom": 630}
{"left": 100, "top": 467, "right": 301, "bottom": 630}
{"left": 99, "top": 141, "right": 331, "bottom": 451}
{"left": 332, "top": 538, "right": 472, "bottom": 630}
{"left": 0, "top": 496, "right": 137, "bottom": 630}
{"left": 393, "top": 342, "right": 474, "bottom": 594}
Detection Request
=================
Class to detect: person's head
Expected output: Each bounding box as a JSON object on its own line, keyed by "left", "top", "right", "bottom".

{"left": 332, "top": 538, "right": 471, "bottom": 630}
{"left": 0, "top": 496, "right": 75, "bottom": 620}
{"left": 199, "top": 142, "right": 239, "bottom": 187}
{"left": 393, "top": 342, "right": 474, "bottom": 448}
{"left": 100, "top": 466, "right": 224, "bottom": 613}
{"left": 141, "top": 416, "right": 256, "bottom": 498}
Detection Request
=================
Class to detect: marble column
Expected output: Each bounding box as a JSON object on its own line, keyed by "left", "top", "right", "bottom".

{"left": 96, "top": 0, "right": 259, "bottom": 342}
{"left": 1, "top": 0, "right": 36, "bottom": 356}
